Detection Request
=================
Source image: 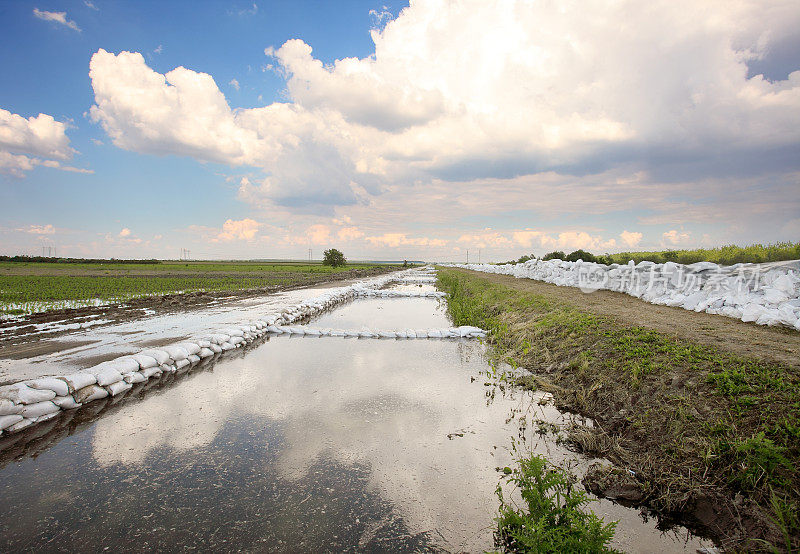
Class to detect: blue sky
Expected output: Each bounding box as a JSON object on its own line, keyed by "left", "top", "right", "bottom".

{"left": 1, "top": 1, "right": 798, "bottom": 261}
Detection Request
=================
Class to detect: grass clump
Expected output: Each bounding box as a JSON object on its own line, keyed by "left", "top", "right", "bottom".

{"left": 495, "top": 454, "right": 618, "bottom": 553}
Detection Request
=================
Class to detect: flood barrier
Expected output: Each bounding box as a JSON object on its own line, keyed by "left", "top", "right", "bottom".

{"left": 446, "top": 259, "right": 800, "bottom": 329}
{"left": 0, "top": 269, "right": 485, "bottom": 436}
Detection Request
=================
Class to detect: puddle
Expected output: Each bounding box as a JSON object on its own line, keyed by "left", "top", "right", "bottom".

{"left": 0, "top": 273, "right": 713, "bottom": 552}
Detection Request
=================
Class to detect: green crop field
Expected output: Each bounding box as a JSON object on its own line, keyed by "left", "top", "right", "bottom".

{"left": 0, "top": 260, "right": 395, "bottom": 316}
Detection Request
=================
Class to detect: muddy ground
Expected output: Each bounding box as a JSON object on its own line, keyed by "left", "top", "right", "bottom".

{"left": 0, "top": 266, "right": 395, "bottom": 357}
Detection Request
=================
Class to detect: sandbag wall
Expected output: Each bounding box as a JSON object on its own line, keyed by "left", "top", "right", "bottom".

{"left": 445, "top": 259, "right": 800, "bottom": 330}
{"left": 0, "top": 268, "right": 483, "bottom": 436}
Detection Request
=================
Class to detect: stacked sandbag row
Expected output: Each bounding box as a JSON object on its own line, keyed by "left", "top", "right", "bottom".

{"left": 0, "top": 269, "right": 434, "bottom": 436}
{"left": 445, "top": 259, "right": 800, "bottom": 330}
{"left": 355, "top": 289, "right": 446, "bottom": 298}
{"left": 266, "top": 325, "right": 487, "bottom": 339}
{"left": 397, "top": 276, "right": 437, "bottom": 284}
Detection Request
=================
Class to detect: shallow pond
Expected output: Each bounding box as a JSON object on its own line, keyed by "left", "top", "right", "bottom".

{"left": 0, "top": 280, "right": 712, "bottom": 552}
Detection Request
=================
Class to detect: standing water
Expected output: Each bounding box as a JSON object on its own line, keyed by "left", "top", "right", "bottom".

{"left": 0, "top": 272, "right": 711, "bottom": 551}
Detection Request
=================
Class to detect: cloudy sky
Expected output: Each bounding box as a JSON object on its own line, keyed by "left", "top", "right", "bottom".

{"left": 1, "top": 0, "right": 798, "bottom": 261}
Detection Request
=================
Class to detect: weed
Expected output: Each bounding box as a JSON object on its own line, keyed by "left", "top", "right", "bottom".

{"left": 495, "top": 454, "right": 619, "bottom": 552}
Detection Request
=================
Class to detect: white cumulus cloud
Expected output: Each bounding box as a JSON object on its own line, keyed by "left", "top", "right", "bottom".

{"left": 619, "top": 230, "right": 643, "bottom": 248}
{"left": 0, "top": 108, "right": 91, "bottom": 177}
{"left": 86, "top": 0, "right": 800, "bottom": 221}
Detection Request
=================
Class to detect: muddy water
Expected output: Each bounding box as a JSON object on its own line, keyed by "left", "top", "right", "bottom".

{"left": 0, "top": 283, "right": 711, "bottom": 552}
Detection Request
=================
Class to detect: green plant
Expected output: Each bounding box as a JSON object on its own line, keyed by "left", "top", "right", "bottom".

{"left": 565, "top": 249, "right": 597, "bottom": 263}
{"left": 495, "top": 454, "right": 618, "bottom": 552}
{"left": 542, "top": 251, "right": 566, "bottom": 261}
{"left": 322, "top": 248, "right": 347, "bottom": 268}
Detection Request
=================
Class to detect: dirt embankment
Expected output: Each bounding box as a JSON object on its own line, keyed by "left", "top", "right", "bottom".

{"left": 471, "top": 270, "right": 800, "bottom": 370}
{"left": 0, "top": 266, "right": 396, "bottom": 349}
{"left": 438, "top": 268, "right": 800, "bottom": 552}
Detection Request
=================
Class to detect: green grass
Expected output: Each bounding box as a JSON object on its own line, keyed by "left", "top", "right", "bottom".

{"left": 437, "top": 268, "right": 800, "bottom": 550}
{"left": 604, "top": 241, "right": 800, "bottom": 266}
{"left": 495, "top": 454, "right": 618, "bottom": 552}
{"left": 0, "top": 261, "right": 394, "bottom": 315}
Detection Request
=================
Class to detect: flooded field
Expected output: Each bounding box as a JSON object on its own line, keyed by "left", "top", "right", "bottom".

{"left": 0, "top": 275, "right": 712, "bottom": 552}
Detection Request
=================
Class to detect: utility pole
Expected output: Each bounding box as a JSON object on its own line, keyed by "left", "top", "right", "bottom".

{"left": 466, "top": 249, "right": 469, "bottom": 263}
{"left": 478, "top": 249, "right": 481, "bottom": 264}
{"left": 308, "top": 248, "right": 312, "bottom": 262}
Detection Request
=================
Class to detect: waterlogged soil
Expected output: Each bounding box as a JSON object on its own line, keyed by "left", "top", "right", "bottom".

{"left": 0, "top": 286, "right": 712, "bottom": 552}
{"left": 0, "top": 267, "right": 394, "bottom": 366}
{"left": 468, "top": 270, "right": 800, "bottom": 370}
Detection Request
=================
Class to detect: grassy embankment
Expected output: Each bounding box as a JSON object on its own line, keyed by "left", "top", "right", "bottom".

{"left": 438, "top": 268, "right": 798, "bottom": 552}
{"left": 0, "top": 261, "right": 395, "bottom": 315}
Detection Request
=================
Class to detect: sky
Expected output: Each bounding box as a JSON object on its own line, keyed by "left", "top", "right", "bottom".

{"left": 1, "top": 0, "right": 799, "bottom": 262}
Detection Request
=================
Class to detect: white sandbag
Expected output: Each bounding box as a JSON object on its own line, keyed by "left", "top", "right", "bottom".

{"left": 163, "top": 345, "right": 189, "bottom": 361}
{"left": 124, "top": 372, "right": 147, "bottom": 384}
{"left": 199, "top": 347, "right": 214, "bottom": 358}
{"left": 427, "top": 329, "right": 442, "bottom": 338}
{"left": 160, "top": 364, "right": 177, "bottom": 374}
{"left": 106, "top": 381, "right": 132, "bottom": 396}
{"left": 140, "top": 349, "right": 171, "bottom": 365}
{"left": 221, "top": 328, "right": 244, "bottom": 337}
{"left": 772, "top": 274, "right": 796, "bottom": 295}
{"left": 61, "top": 372, "right": 97, "bottom": 392}
{"left": 187, "top": 354, "right": 200, "bottom": 364}
{"left": 131, "top": 354, "right": 159, "bottom": 369}
{"left": 87, "top": 364, "right": 124, "bottom": 386}
{"left": 415, "top": 329, "right": 428, "bottom": 338}
{"left": 112, "top": 357, "right": 141, "bottom": 373}
{"left": 0, "top": 414, "right": 24, "bottom": 431}
{"left": 220, "top": 342, "right": 234, "bottom": 351}
{"left": 21, "top": 400, "right": 60, "bottom": 418}
{"left": 762, "top": 288, "right": 789, "bottom": 304}
{"left": 177, "top": 342, "right": 201, "bottom": 355}
{"left": 209, "top": 333, "right": 230, "bottom": 344}
{"left": 0, "top": 399, "right": 23, "bottom": 416}
{"left": 304, "top": 328, "right": 321, "bottom": 336}
{"left": 196, "top": 339, "right": 212, "bottom": 349}
{"left": 52, "top": 395, "right": 82, "bottom": 409}
{"left": 230, "top": 336, "right": 245, "bottom": 345}
{"left": 209, "top": 344, "right": 222, "bottom": 354}
{"left": 74, "top": 384, "right": 109, "bottom": 403}
{"left": 741, "top": 303, "right": 768, "bottom": 323}
{"left": 175, "top": 359, "right": 191, "bottom": 370}
{"left": 141, "top": 366, "right": 162, "bottom": 379}
{"left": 7, "top": 418, "right": 34, "bottom": 433}
{"left": 330, "top": 329, "right": 345, "bottom": 336}
{"left": 405, "top": 329, "right": 417, "bottom": 338}
{"left": 1, "top": 384, "right": 56, "bottom": 404}
{"left": 379, "top": 331, "right": 397, "bottom": 339}
{"left": 27, "top": 378, "right": 70, "bottom": 397}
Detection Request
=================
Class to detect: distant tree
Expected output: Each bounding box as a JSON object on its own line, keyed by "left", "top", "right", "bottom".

{"left": 542, "top": 251, "right": 566, "bottom": 261}
{"left": 517, "top": 254, "right": 534, "bottom": 263}
{"left": 403, "top": 260, "right": 409, "bottom": 267}
{"left": 565, "top": 249, "right": 597, "bottom": 263}
{"left": 323, "top": 248, "right": 346, "bottom": 267}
